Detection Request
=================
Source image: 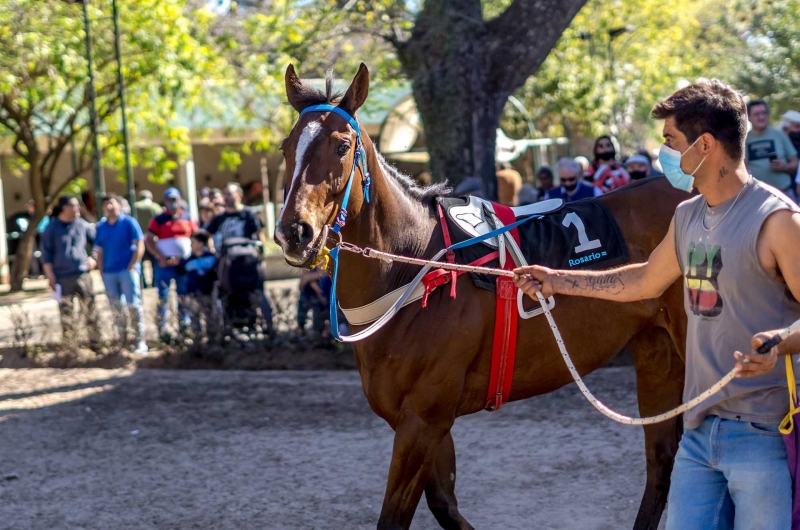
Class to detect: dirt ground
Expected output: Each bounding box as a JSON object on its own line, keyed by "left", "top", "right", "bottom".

{"left": 0, "top": 367, "right": 668, "bottom": 530}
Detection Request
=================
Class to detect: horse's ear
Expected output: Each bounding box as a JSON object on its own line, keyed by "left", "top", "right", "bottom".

{"left": 339, "top": 63, "right": 370, "bottom": 116}
{"left": 285, "top": 64, "right": 306, "bottom": 113}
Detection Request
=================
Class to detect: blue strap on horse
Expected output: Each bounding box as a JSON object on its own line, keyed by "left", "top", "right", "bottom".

{"left": 299, "top": 104, "right": 371, "bottom": 210}
{"left": 328, "top": 211, "right": 541, "bottom": 341}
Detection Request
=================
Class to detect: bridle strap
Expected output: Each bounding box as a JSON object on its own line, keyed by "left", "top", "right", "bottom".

{"left": 298, "top": 104, "right": 371, "bottom": 230}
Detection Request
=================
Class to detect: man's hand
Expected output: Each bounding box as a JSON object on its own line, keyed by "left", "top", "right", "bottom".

{"left": 513, "top": 265, "right": 556, "bottom": 299}
{"left": 734, "top": 332, "right": 780, "bottom": 378}
{"left": 157, "top": 255, "right": 169, "bottom": 267}
{"left": 86, "top": 257, "right": 96, "bottom": 271}
{"left": 770, "top": 159, "right": 788, "bottom": 173}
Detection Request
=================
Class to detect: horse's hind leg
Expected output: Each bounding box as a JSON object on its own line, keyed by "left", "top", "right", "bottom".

{"left": 628, "top": 327, "right": 685, "bottom": 530}
{"left": 424, "top": 431, "right": 474, "bottom": 530}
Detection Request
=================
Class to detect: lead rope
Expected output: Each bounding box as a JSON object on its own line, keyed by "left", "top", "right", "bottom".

{"left": 337, "top": 242, "right": 752, "bottom": 426}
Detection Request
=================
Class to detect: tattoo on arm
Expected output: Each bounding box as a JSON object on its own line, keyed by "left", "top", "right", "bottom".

{"left": 718, "top": 166, "right": 728, "bottom": 183}
{"left": 560, "top": 272, "right": 625, "bottom": 296}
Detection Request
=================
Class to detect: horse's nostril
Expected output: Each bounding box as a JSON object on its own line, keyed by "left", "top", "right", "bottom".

{"left": 296, "top": 221, "right": 314, "bottom": 246}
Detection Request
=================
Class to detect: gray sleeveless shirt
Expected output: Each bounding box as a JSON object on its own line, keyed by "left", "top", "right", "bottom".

{"left": 674, "top": 178, "right": 800, "bottom": 429}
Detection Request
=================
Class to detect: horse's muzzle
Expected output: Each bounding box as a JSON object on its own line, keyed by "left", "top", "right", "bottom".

{"left": 275, "top": 220, "right": 318, "bottom": 267}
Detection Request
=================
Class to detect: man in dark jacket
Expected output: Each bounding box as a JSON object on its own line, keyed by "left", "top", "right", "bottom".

{"left": 40, "top": 195, "right": 98, "bottom": 344}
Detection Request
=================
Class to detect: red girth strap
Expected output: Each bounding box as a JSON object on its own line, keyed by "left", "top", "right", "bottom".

{"left": 437, "top": 204, "right": 458, "bottom": 299}
{"left": 485, "top": 203, "right": 521, "bottom": 412}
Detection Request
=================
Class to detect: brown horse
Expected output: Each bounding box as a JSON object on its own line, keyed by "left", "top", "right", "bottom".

{"left": 276, "top": 63, "right": 688, "bottom": 530}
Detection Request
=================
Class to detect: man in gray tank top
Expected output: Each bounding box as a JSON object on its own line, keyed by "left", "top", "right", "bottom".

{"left": 514, "top": 80, "right": 800, "bottom": 529}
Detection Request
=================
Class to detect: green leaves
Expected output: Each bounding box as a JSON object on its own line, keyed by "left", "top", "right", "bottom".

{"left": 500, "top": 0, "right": 728, "bottom": 149}
{"left": 0, "top": 0, "right": 227, "bottom": 190}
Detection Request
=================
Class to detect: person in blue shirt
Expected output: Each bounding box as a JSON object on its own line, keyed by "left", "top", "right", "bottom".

{"left": 176, "top": 230, "right": 218, "bottom": 338}
{"left": 94, "top": 193, "right": 147, "bottom": 355}
{"left": 545, "top": 157, "right": 604, "bottom": 203}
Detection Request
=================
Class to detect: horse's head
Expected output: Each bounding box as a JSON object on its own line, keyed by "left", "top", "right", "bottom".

{"left": 275, "top": 63, "right": 370, "bottom": 268}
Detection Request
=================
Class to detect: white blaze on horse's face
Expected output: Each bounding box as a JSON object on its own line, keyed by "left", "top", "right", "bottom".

{"left": 285, "top": 120, "right": 321, "bottom": 204}
{"left": 275, "top": 113, "right": 357, "bottom": 267}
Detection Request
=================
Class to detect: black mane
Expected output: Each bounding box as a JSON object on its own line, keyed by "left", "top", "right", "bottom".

{"left": 374, "top": 151, "right": 450, "bottom": 205}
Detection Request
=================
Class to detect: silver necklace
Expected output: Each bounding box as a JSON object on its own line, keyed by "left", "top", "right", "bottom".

{"left": 702, "top": 177, "right": 752, "bottom": 232}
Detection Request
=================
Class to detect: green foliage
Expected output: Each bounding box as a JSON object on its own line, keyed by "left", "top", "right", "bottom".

{"left": 714, "top": 0, "right": 800, "bottom": 117}
{"left": 200, "top": 0, "right": 403, "bottom": 169}
{"left": 0, "top": 0, "right": 227, "bottom": 198}
{"left": 502, "top": 0, "right": 723, "bottom": 151}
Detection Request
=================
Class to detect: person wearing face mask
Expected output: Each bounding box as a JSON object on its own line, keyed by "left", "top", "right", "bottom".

{"left": 745, "top": 99, "right": 798, "bottom": 196}
{"left": 623, "top": 153, "right": 652, "bottom": 181}
{"left": 586, "top": 135, "right": 631, "bottom": 193}
{"left": 544, "top": 157, "right": 602, "bottom": 202}
{"left": 514, "top": 79, "right": 800, "bottom": 529}
{"left": 145, "top": 187, "right": 197, "bottom": 335}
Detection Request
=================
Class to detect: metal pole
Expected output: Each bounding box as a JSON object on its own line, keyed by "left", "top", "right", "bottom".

{"left": 82, "top": 0, "right": 105, "bottom": 213}
{"left": 112, "top": 0, "right": 136, "bottom": 216}
{"left": 0, "top": 160, "right": 9, "bottom": 285}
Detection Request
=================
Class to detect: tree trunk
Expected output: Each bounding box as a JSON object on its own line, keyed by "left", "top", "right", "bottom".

{"left": 9, "top": 226, "right": 37, "bottom": 292}
{"left": 10, "top": 157, "right": 46, "bottom": 292}
{"left": 396, "top": 0, "right": 588, "bottom": 198}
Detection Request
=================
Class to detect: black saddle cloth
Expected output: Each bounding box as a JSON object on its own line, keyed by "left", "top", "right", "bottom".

{"left": 437, "top": 196, "right": 630, "bottom": 292}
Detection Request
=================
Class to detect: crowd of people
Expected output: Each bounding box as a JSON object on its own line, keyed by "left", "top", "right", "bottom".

{"left": 36, "top": 182, "right": 295, "bottom": 355}
{"left": 484, "top": 102, "right": 800, "bottom": 210}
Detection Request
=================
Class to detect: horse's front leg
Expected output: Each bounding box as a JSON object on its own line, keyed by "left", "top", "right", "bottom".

{"left": 424, "top": 431, "right": 474, "bottom": 530}
{"left": 378, "top": 409, "right": 450, "bottom": 530}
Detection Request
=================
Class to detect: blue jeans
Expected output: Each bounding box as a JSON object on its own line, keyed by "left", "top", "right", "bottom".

{"left": 103, "top": 268, "right": 145, "bottom": 342}
{"left": 666, "top": 415, "right": 791, "bottom": 529}
{"left": 154, "top": 263, "right": 188, "bottom": 328}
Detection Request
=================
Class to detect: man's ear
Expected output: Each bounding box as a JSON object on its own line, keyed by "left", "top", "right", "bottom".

{"left": 699, "top": 132, "right": 716, "bottom": 155}
{"left": 338, "top": 63, "right": 370, "bottom": 117}
{"left": 285, "top": 64, "right": 306, "bottom": 113}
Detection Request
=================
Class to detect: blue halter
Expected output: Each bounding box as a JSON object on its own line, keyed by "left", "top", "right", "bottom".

{"left": 298, "top": 104, "right": 371, "bottom": 231}
{"left": 296, "top": 104, "right": 371, "bottom": 341}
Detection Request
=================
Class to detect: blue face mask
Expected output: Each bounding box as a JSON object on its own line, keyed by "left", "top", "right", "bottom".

{"left": 658, "top": 137, "right": 706, "bottom": 192}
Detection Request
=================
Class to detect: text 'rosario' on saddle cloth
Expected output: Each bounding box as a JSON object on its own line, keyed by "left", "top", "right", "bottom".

{"left": 437, "top": 196, "right": 630, "bottom": 293}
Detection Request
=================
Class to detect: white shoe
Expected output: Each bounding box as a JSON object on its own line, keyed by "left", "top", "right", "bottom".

{"left": 134, "top": 341, "right": 149, "bottom": 356}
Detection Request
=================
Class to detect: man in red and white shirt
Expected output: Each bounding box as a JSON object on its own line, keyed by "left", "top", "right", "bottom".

{"left": 144, "top": 187, "right": 197, "bottom": 333}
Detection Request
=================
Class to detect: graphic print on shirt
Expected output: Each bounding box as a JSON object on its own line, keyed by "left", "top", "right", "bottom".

{"left": 218, "top": 217, "right": 246, "bottom": 242}
{"left": 685, "top": 241, "right": 724, "bottom": 317}
{"left": 748, "top": 139, "right": 777, "bottom": 161}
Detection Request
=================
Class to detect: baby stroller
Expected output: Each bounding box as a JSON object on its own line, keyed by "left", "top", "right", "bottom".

{"left": 217, "top": 237, "right": 274, "bottom": 337}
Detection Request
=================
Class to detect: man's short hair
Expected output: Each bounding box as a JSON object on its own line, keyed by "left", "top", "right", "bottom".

{"left": 100, "top": 193, "right": 122, "bottom": 204}
{"left": 746, "top": 98, "right": 769, "bottom": 115}
{"left": 651, "top": 79, "right": 747, "bottom": 162}
{"left": 556, "top": 157, "right": 581, "bottom": 177}
{"left": 138, "top": 190, "right": 153, "bottom": 200}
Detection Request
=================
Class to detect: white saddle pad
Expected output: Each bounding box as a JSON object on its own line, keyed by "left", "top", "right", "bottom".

{"left": 447, "top": 196, "right": 564, "bottom": 248}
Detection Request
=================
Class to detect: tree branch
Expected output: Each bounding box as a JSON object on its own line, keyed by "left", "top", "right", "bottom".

{"left": 485, "top": 0, "right": 587, "bottom": 96}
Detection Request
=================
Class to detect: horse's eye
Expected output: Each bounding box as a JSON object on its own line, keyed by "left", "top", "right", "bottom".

{"left": 336, "top": 144, "right": 351, "bottom": 156}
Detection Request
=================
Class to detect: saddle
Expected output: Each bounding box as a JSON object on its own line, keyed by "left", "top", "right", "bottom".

{"left": 439, "top": 195, "right": 630, "bottom": 293}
